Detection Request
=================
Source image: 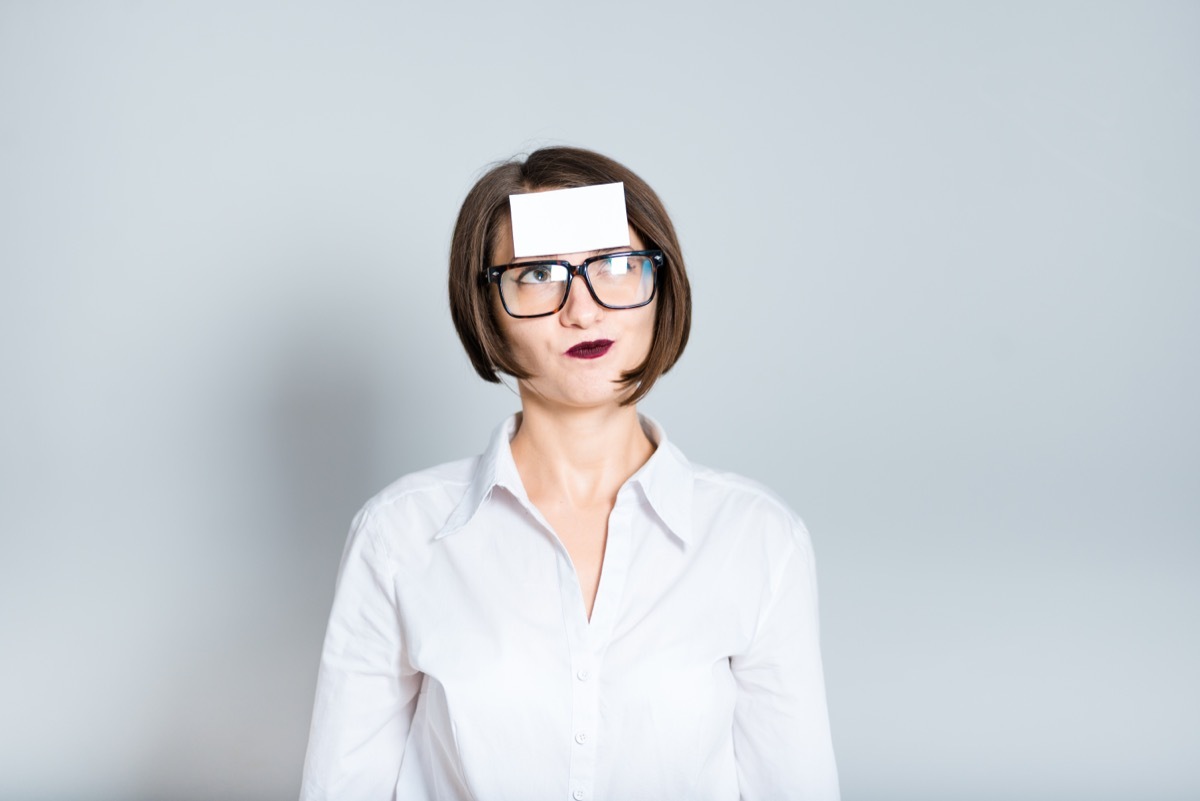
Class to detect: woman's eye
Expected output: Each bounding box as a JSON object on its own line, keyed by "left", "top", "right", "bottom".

{"left": 518, "top": 266, "right": 551, "bottom": 283}
{"left": 594, "top": 257, "right": 631, "bottom": 277}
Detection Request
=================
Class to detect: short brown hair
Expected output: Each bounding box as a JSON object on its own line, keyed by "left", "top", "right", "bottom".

{"left": 449, "top": 146, "right": 691, "bottom": 406}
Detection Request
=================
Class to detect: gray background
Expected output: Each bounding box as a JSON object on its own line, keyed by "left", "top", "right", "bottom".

{"left": 1, "top": 2, "right": 1197, "bottom": 799}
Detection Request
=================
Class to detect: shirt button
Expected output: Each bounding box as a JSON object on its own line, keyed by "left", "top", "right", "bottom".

{"left": 575, "top": 731, "right": 588, "bottom": 744}
{"left": 576, "top": 668, "right": 591, "bottom": 681}
{"left": 573, "top": 791, "right": 585, "bottom": 800}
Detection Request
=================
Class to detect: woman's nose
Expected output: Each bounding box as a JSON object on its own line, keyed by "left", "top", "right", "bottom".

{"left": 558, "top": 275, "right": 603, "bottom": 327}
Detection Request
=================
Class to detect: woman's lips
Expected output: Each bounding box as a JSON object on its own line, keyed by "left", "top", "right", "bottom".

{"left": 565, "top": 339, "right": 614, "bottom": 359}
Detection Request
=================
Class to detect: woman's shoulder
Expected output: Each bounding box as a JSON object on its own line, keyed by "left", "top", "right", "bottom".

{"left": 349, "top": 456, "right": 480, "bottom": 547}
{"left": 685, "top": 460, "right": 814, "bottom": 554}
{"left": 688, "top": 460, "right": 803, "bottom": 519}
{"left": 369, "top": 456, "right": 477, "bottom": 505}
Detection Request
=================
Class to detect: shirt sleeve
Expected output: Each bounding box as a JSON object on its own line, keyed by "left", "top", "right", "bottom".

{"left": 299, "top": 507, "right": 422, "bottom": 801}
{"left": 730, "top": 517, "right": 841, "bottom": 800}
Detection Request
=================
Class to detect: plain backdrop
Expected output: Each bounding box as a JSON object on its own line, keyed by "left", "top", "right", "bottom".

{"left": 1, "top": 2, "right": 1197, "bottom": 800}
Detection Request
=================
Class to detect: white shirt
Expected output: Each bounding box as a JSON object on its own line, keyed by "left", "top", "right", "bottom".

{"left": 301, "top": 415, "right": 839, "bottom": 801}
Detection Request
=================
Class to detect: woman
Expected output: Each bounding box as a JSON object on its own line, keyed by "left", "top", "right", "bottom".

{"left": 300, "top": 147, "right": 840, "bottom": 800}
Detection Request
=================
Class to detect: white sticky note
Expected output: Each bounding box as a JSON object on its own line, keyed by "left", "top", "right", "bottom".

{"left": 509, "top": 183, "right": 630, "bottom": 257}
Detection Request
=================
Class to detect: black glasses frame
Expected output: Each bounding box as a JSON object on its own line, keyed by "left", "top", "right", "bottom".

{"left": 483, "top": 249, "right": 665, "bottom": 319}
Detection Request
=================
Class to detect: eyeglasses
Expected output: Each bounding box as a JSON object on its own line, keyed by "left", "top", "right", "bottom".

{"left": 484, "top": 250, "right": 663, "bottom": 319}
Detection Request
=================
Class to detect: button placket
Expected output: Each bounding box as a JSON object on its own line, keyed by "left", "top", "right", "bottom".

{"left": 566, "top": 648, "right": 598, "bottom": 800}
{"left": 565, "top": 497, "right": 633, "bottom": 801}
{"left": 561, "top": 550, "right": 597, "bottom": 801}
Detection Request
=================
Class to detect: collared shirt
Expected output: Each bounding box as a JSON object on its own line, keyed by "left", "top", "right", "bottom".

{"left": 300, "top": 415, "right": 839, "bottom": 801}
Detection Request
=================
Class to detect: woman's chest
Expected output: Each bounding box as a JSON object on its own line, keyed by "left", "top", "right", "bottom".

{"left": 394, "top": 518, "right": 759, "bottom": 702}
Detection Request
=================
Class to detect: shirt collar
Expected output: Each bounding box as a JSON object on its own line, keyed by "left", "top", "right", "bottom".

{"left": 435, "top": 413, "right": 694, "bottom": 544}
{"left": 435, "top": 415, "right": 524, "bottom": 540}
{"left": 628, "top": 415, "right": 694, "bottom": 545}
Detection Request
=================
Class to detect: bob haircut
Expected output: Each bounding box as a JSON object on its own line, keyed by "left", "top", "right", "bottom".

{"left": 449, "top": 146, "right": 691, "bottom": 406}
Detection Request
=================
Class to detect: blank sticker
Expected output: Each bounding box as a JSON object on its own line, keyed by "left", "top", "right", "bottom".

{"left": 509, "top": 183, "right": 630, "bottom": 257}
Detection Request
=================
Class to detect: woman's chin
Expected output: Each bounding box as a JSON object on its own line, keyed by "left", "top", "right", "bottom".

{"left": 519, "top": 378, "right": 633, "bottom": 412}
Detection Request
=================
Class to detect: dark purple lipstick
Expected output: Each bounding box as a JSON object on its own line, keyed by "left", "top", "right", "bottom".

{"left": 565, "top": 339, "right": 614, "bottom": 359}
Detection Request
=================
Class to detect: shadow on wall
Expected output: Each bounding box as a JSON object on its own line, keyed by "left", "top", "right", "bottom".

{"left": 129, "top": 298, "right": 397, "bottom": 801}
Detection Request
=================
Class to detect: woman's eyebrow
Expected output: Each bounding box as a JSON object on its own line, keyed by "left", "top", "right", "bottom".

{"left": 510, "top": 257, "right": 559, "bottom": 265}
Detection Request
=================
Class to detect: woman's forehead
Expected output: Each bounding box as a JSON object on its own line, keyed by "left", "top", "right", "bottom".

{"left": 493, "top": 221, "right": 643, "bottom": 265}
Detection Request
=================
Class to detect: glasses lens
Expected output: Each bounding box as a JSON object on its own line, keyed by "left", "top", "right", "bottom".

{"left": 499, "top": 263, "right": 569, "bottom": 316}
{"left": 587, "top": 254, "right": 657, "bottom": 308}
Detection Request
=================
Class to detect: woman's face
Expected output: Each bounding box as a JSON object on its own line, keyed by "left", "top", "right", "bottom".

{"left": 491, "top": 221, "right": 657, "bottom": 411}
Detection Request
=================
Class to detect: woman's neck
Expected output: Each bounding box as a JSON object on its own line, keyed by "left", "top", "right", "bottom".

{"left": 509, "top": 400, "right": 656, "bottom": 510}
